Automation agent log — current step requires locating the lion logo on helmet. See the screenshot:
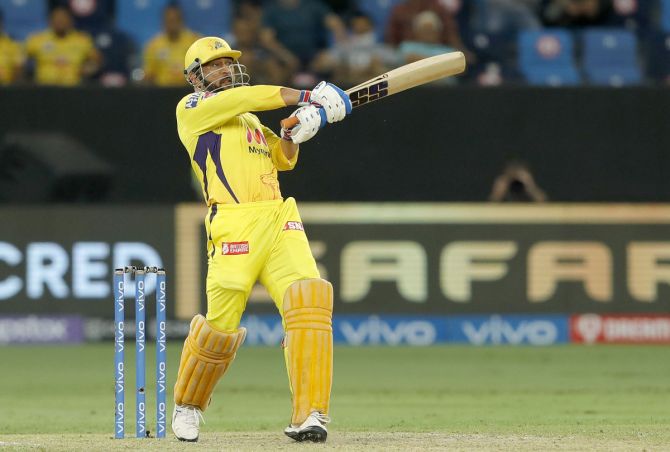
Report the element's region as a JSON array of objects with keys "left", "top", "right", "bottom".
[{"left": 209, "top": 40, "right": 224, "bottom": 50}]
